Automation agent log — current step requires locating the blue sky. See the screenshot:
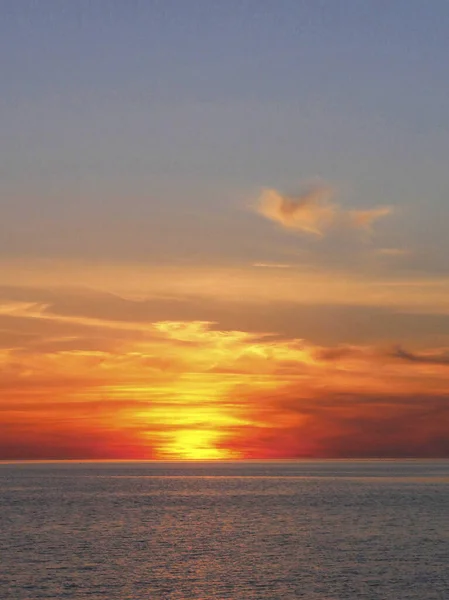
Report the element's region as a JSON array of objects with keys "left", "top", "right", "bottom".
[{"left": 1, "top": 1, "right": 449, "bottom": 271}]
